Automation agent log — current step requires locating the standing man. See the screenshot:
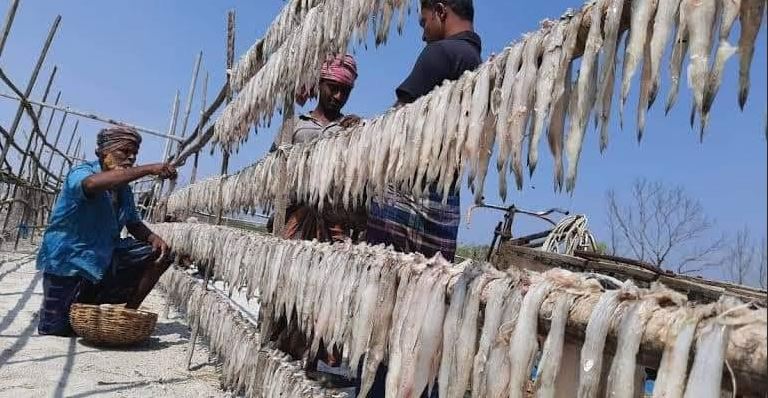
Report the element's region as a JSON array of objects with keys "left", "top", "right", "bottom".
[
  {"left": 366, "top": 0, "right": 481, "bottom": 263},
  {"left": 37, "top": 126, "right": 177, "bottom": 337},
  {"left": 270, "top": 54, "right": 364, "bottom": 243}
]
